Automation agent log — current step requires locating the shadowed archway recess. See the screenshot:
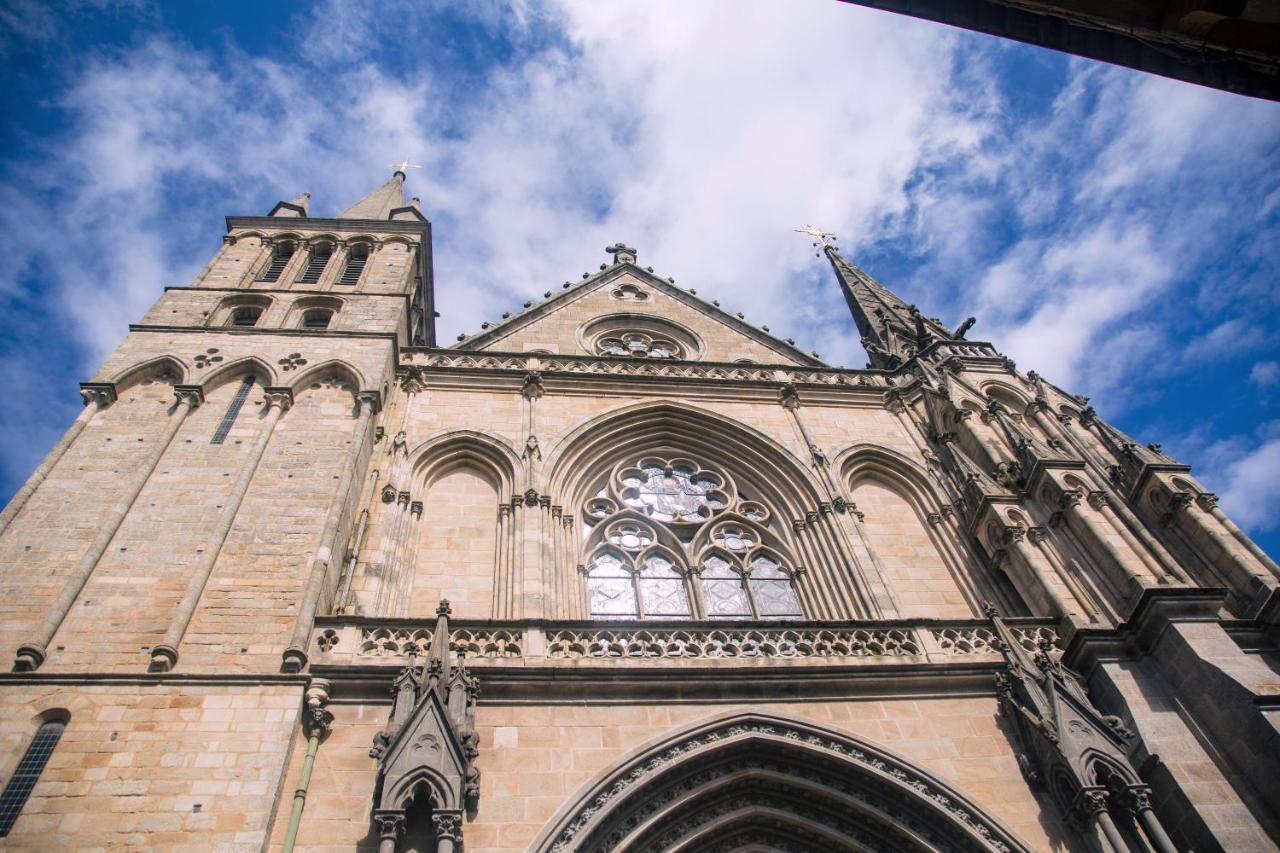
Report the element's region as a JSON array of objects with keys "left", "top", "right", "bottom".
[{"left": 532, "top": 711, "right": 1032, "bottom": 853}]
